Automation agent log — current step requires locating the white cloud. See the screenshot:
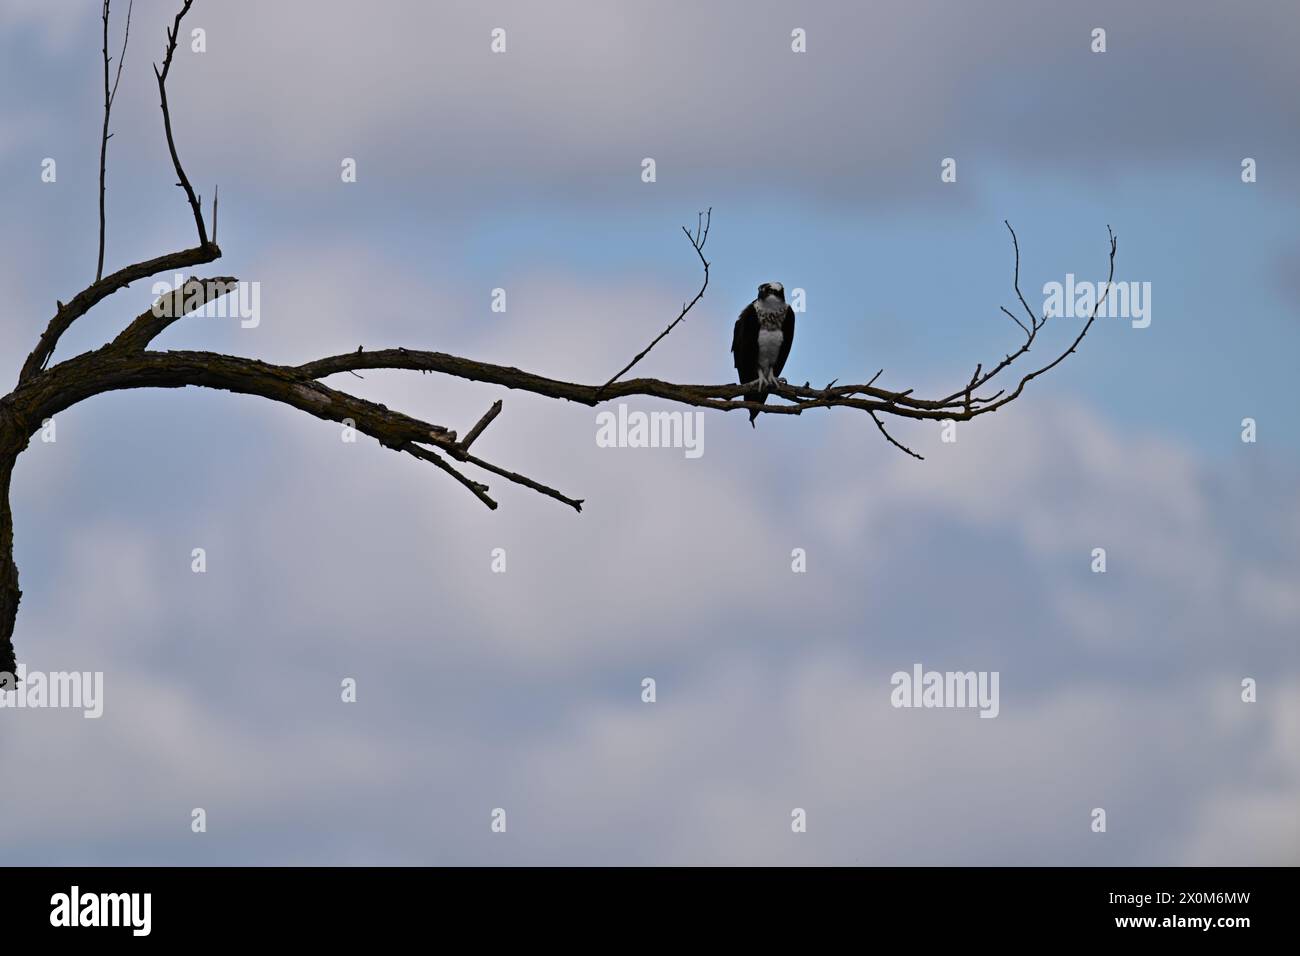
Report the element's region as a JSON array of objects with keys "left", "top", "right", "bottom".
[{"left": 4, "top": 261, "right": 1296, "bottom": 862}]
